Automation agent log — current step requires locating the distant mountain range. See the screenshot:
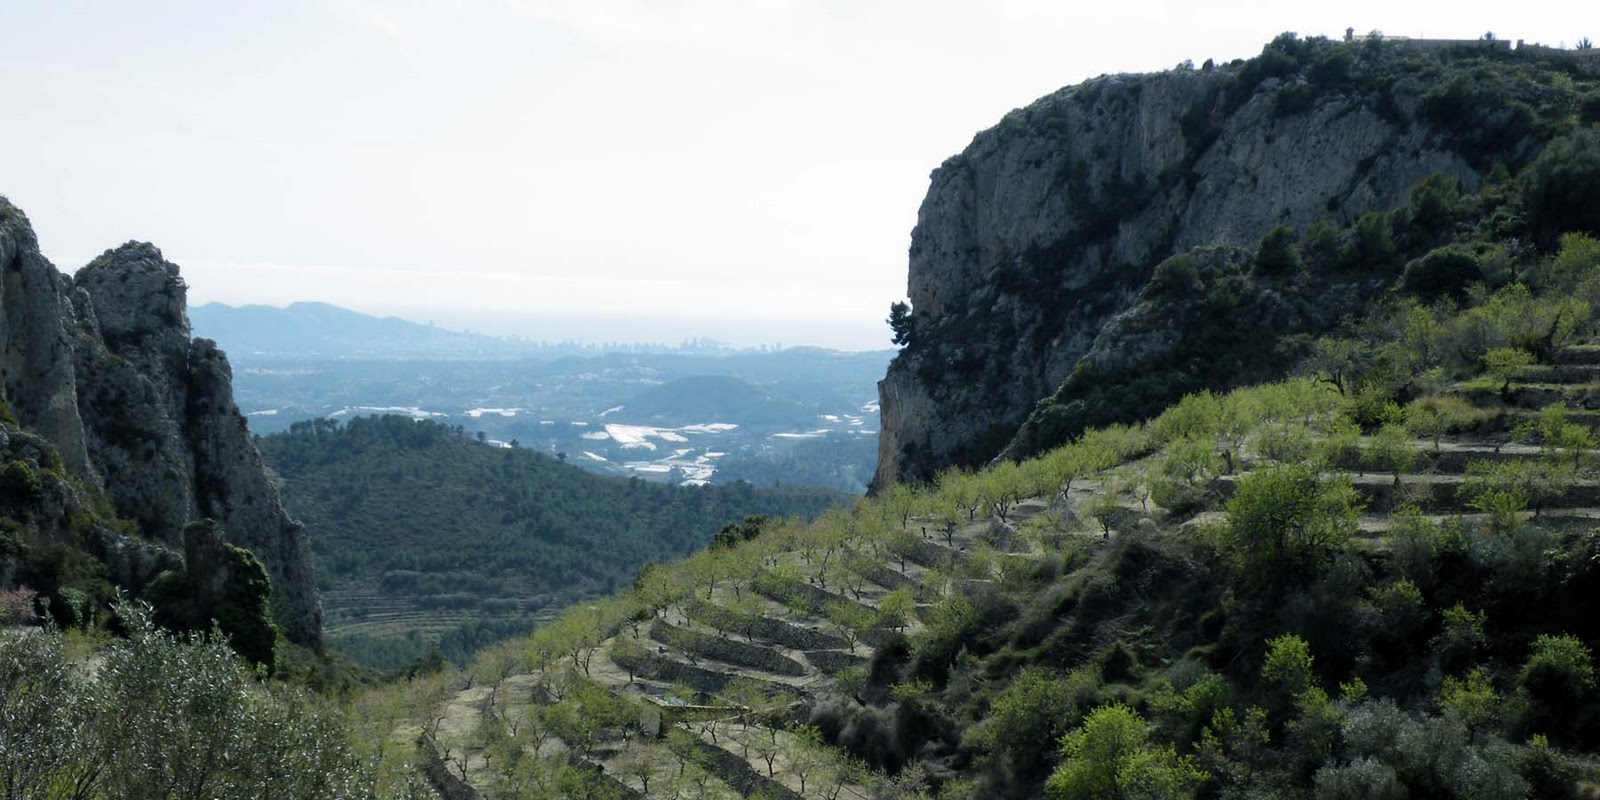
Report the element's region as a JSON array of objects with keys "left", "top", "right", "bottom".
[
  {"left": 190, "top": 302, "right": 536, "bottom": 360},
  {"left": 190, "top": 302, "right": 818, "bottom": 360}
]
